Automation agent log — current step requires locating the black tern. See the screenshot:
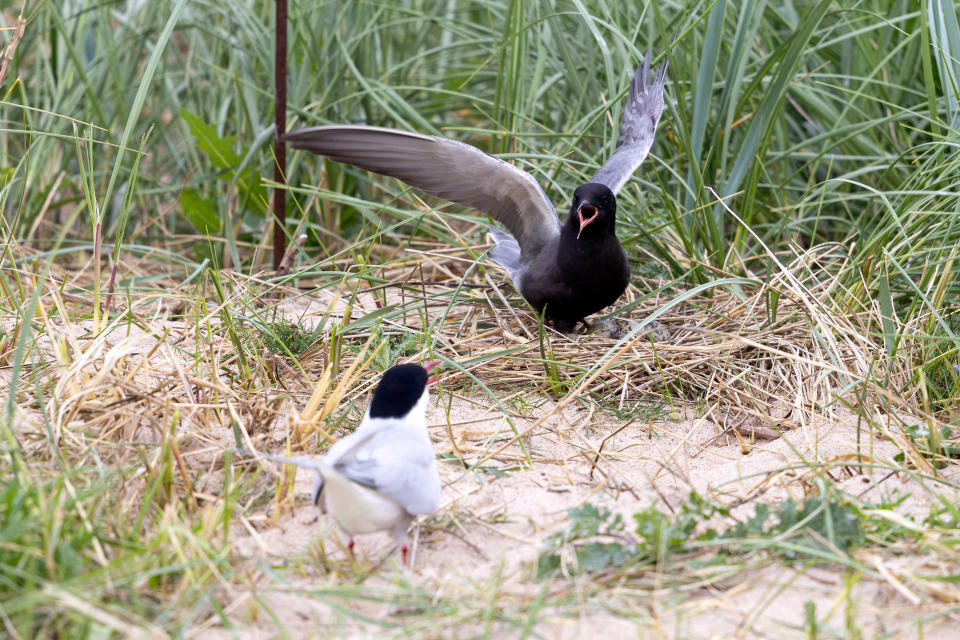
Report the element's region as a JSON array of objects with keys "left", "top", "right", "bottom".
[{"left": 287, "top": 52, "right": 668, "bottom": 332}]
